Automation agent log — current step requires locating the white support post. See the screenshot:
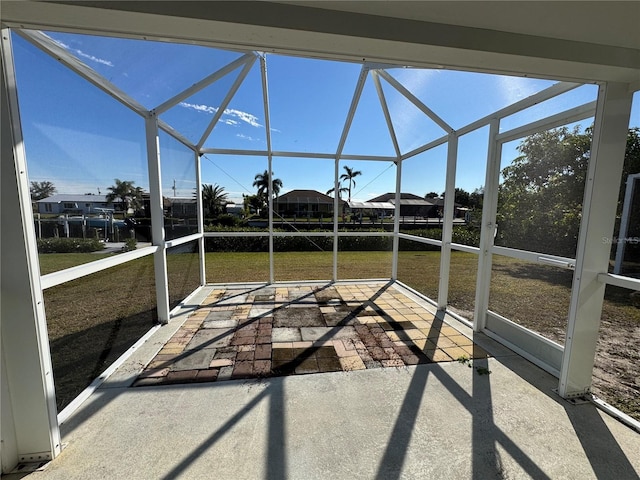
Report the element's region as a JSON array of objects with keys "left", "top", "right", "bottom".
[
  {"left": 333, "top": 158, "right": 339, "bottom": 281},
  {"left": 145, "top": 115, "right": 171, "bottom": 323},
  {"left": 1, "top": 29, "right": 61, "bottom": 472},
  {"left": 195, "top": 151, "right": 206, "bottom": 286},
  {"left": 437, "top": 133, "right": 459, "bottom": 309},
  {"left": 613, "top": 173, "right": 640, "bottom": 274},
  {"left": 372, "top": 70, "right": 402, "bottom": 281},
  {"left": 392, "top": 159, "right": 402, "bottom": 280},
  {"left": 559, "top": 82, "right": 633, "bottom": 398},
  {"left": 259, "top": 54, "right": 275, "bottom": 284},
  {"left": 332, "top": 65, "right": 369, "bottom": 282},
  {"left": 473, "top": 119, "right": 501, "bottom": 331},
  {"left": 268, "top": 156, "right": 275, "bottom": 284}
]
